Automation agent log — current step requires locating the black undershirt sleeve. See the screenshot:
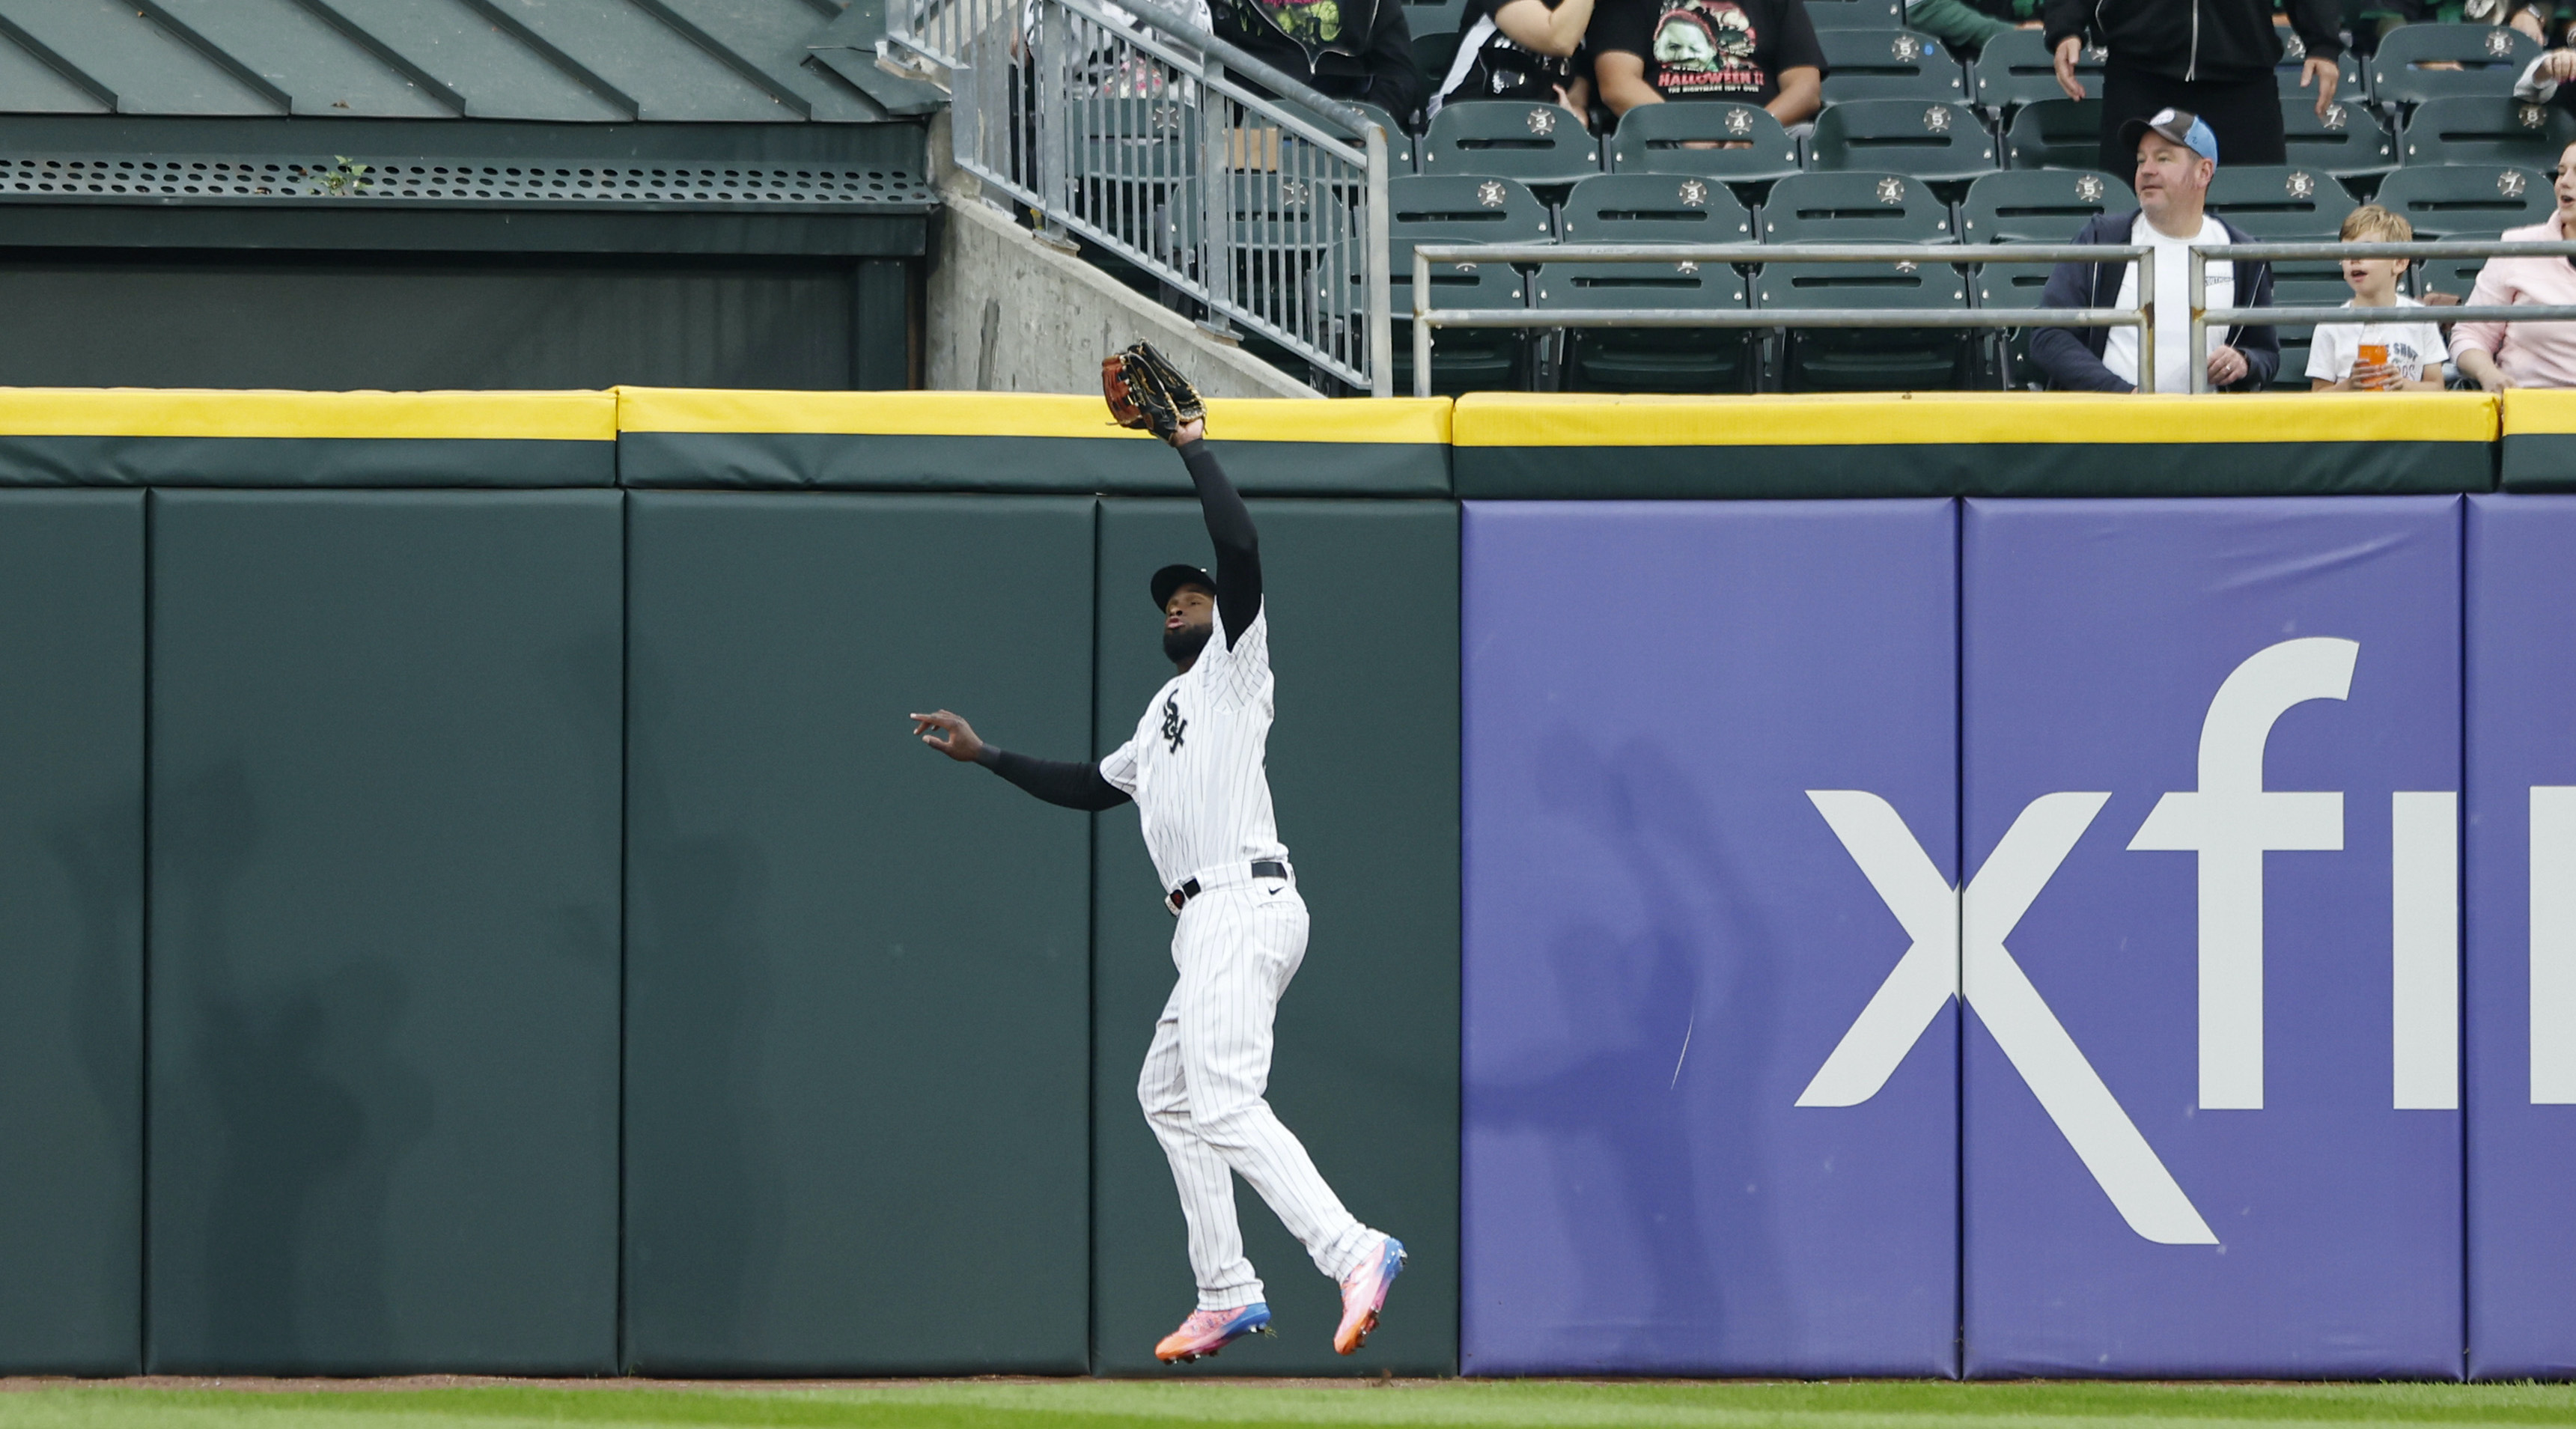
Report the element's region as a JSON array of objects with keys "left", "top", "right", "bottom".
[
  {"left": 1178, "top": 437, "right": 1261, "bottom": 648},
  {"left": 975, "top": 745, "right": 1131, "bottom": 811}
]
